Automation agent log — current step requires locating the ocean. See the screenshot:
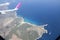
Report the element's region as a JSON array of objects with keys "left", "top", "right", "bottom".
[
  {"left": 17, "top": 0, "right": 60, "bottom": 40},
  {"left": 0, "top": 0, "right": 60, "bottom": 40}
]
